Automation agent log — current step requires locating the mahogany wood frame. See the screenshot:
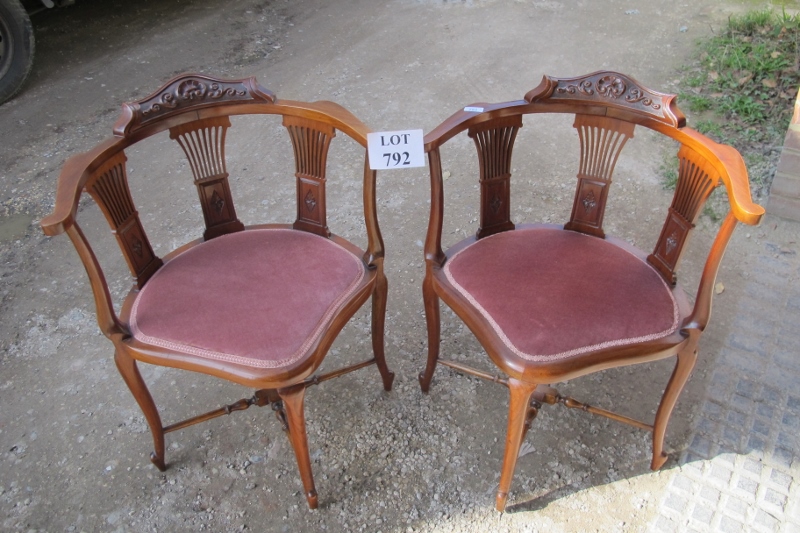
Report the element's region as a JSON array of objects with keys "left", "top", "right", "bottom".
[
  {"left": 41, "top": 73, "right": 395, "bottom": 510},
  {"left": 418, "top": 71, "right": 764, "bottom": 511}
]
